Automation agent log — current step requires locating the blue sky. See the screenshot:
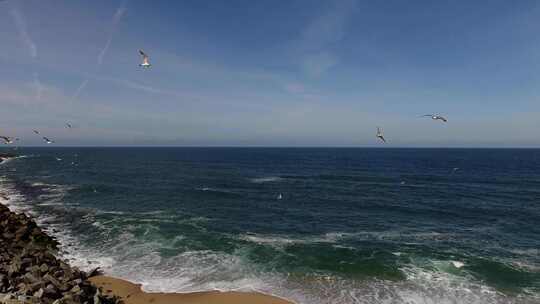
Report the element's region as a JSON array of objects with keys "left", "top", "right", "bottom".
[{"left": 1, "top": 0, "right": 539, "bottom": 147}]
